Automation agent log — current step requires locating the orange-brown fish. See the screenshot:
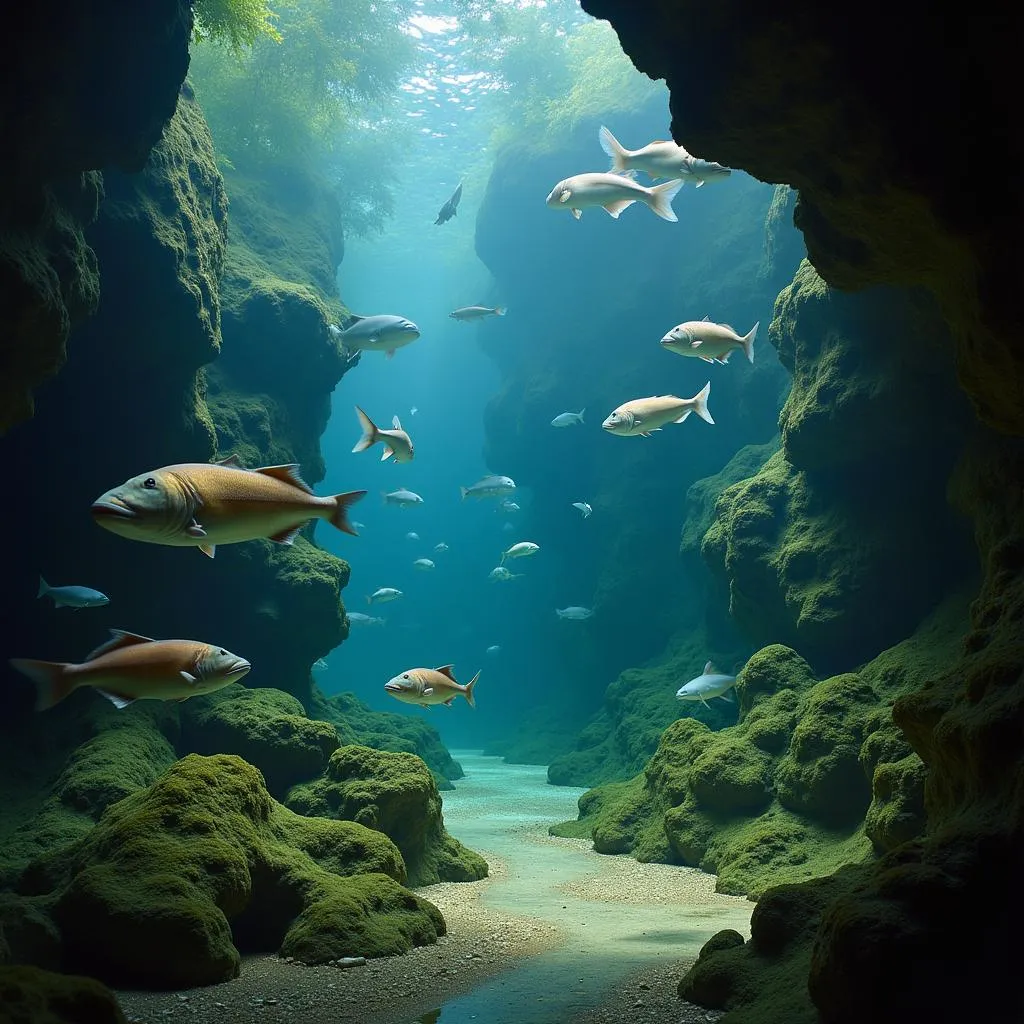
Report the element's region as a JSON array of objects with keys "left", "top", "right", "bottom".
[
  {"left": 10, "top": 630, "right": 251, "bottom": 712},
  {"left": 90, "top": 455, "right": 366, "bottom": 558},
  {"left": 384, "top": 665, "right": 479, "bottom": 709}
]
